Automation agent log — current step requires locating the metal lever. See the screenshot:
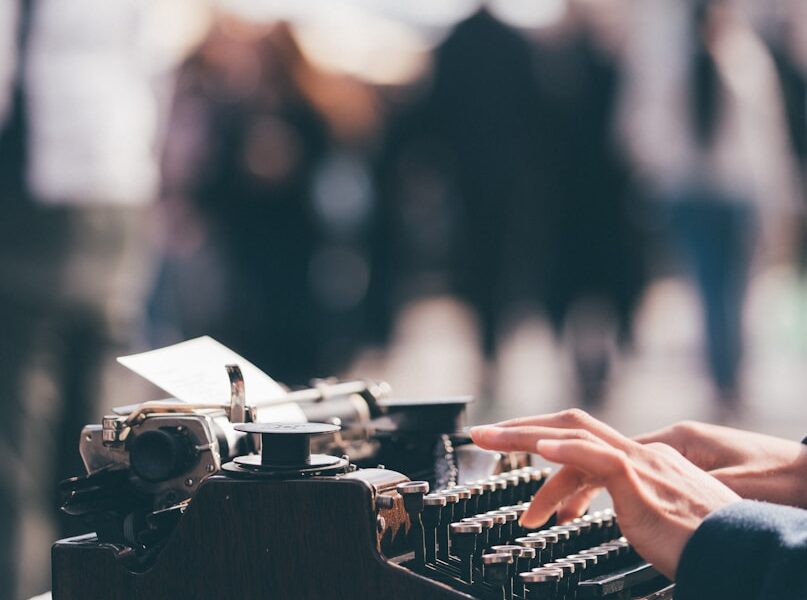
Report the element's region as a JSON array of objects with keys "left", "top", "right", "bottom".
[{"left": 226, "top": 364, "right": 246, "bottom": 423}]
